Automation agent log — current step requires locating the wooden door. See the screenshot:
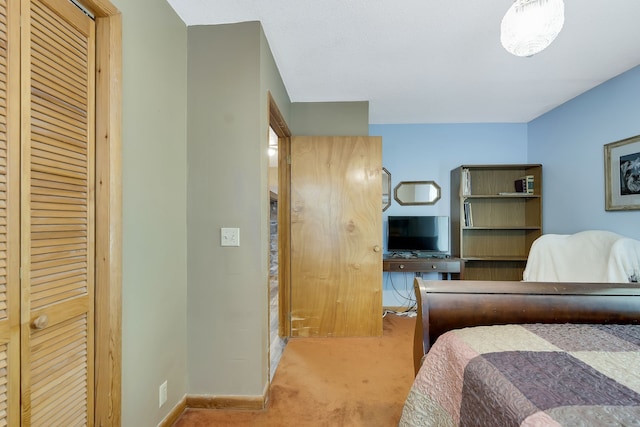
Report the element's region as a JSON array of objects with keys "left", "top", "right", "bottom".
[
  {"left": 21, "top": 0, "right": 95, "bottom": 424},
  {"left": 290, "top": 136, "right": 382, "bottom": 337}
]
